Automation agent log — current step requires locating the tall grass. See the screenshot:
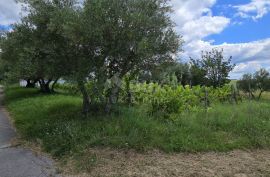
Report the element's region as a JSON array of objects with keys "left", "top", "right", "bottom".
[{"left": 5, "top": 87, "right": 270, "bottom": 157}]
